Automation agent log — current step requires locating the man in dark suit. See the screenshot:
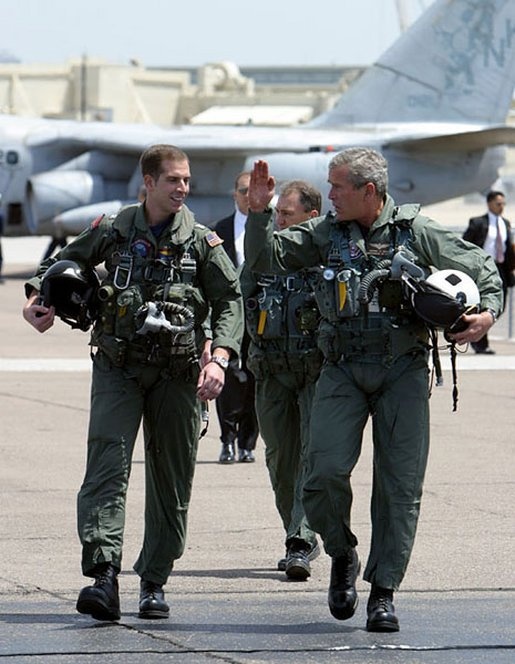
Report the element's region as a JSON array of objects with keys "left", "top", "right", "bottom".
[
  {"left": 210, "top": 171, "right": 259, "bottom": 463},
  {"left": 463, "top": 190, "right": 515, "bottom": 353}
]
